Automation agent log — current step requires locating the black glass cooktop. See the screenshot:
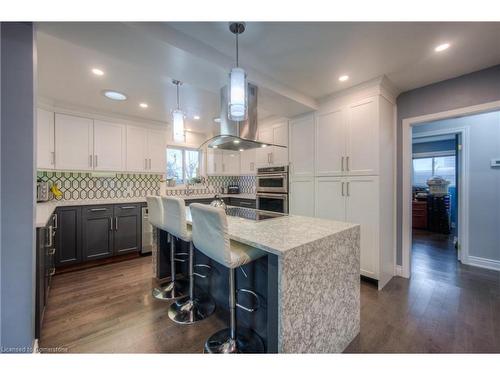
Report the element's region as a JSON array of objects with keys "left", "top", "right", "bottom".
[{"left": 226, "top": 206, "right": 285, "bottom": 221}]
